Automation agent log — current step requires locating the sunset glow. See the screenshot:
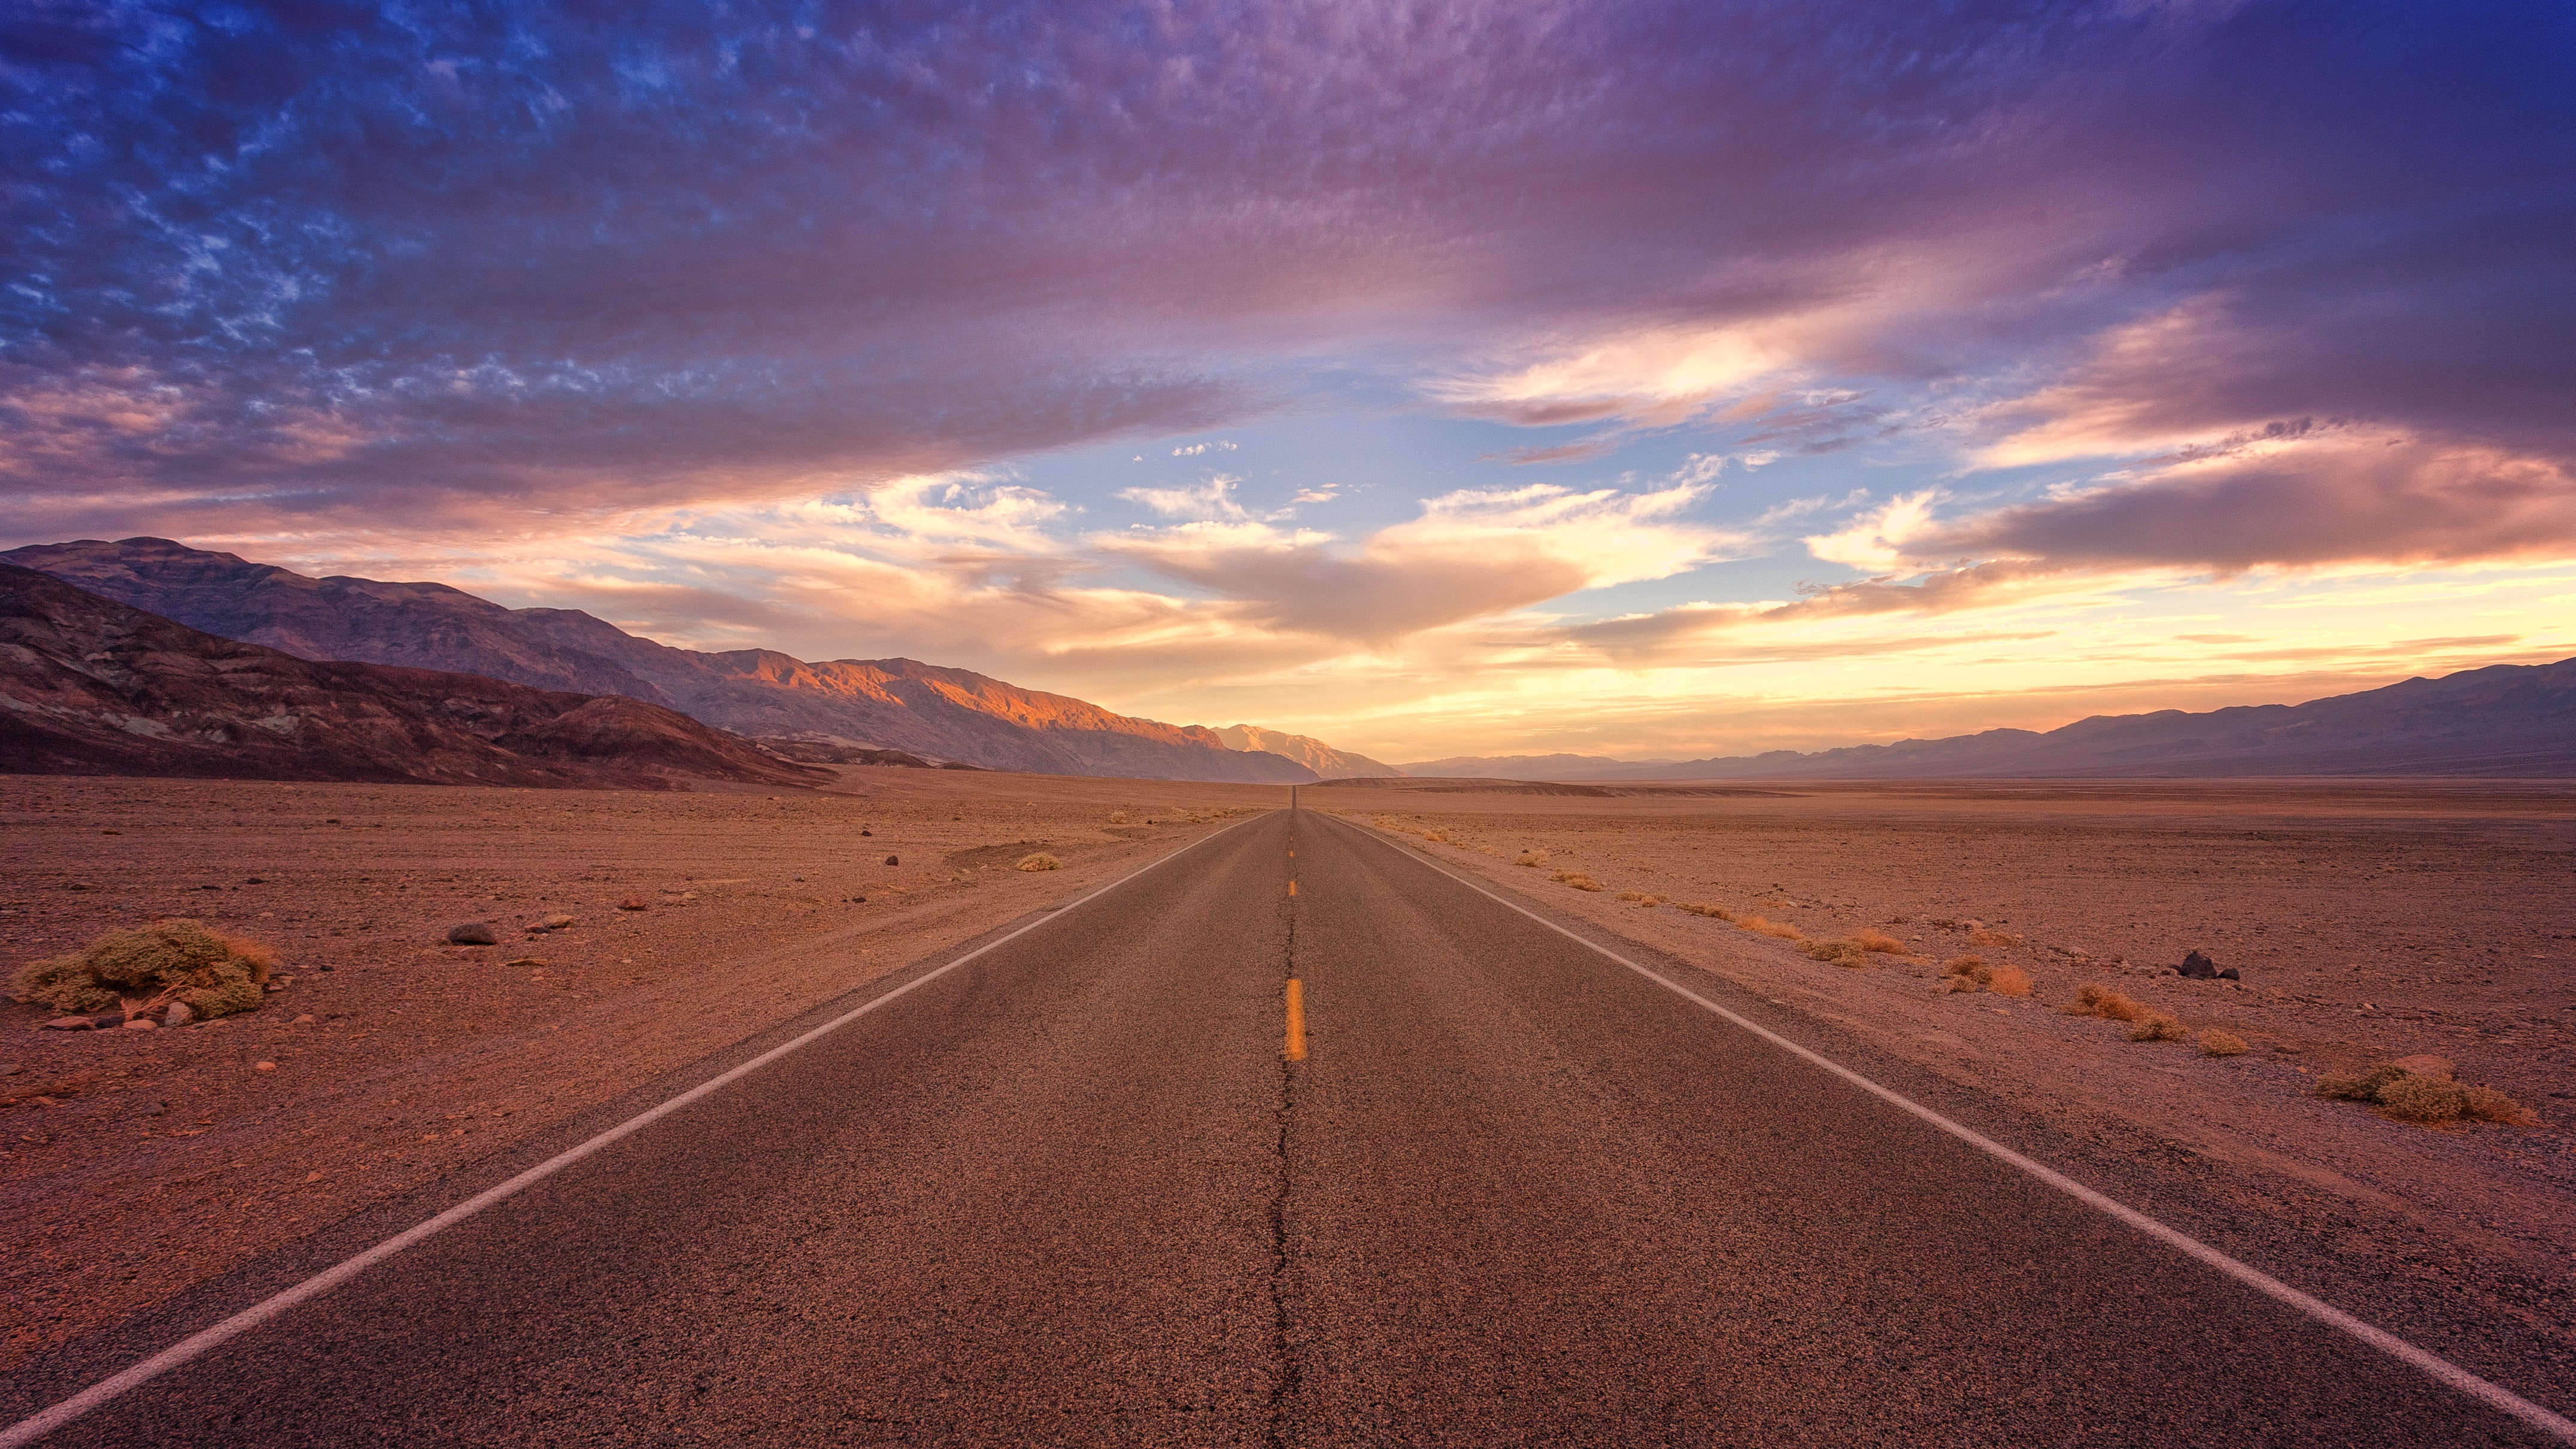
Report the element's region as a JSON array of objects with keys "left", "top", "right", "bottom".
[{"left": 7, "top": 2, "right": 2569, "bottom": 761}]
